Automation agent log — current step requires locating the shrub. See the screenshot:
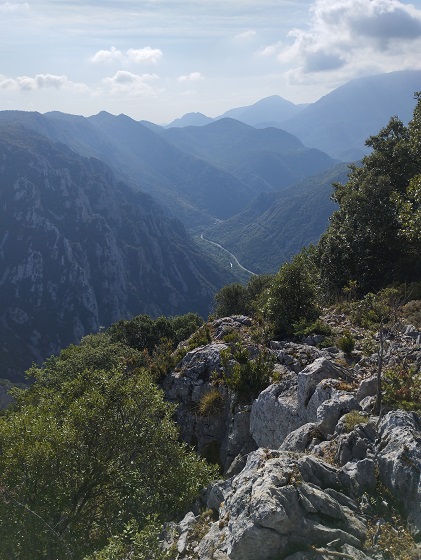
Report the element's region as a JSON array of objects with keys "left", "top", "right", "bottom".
[
  {"left": 174, "top": 324, "right": 212, "bottom": 363},
  {"left": 401, "top": 299, "right": 421, "bottom": 328},
  {"left": 213, "top": 275, "right": 273, "bottom": 319},
  {"left": 222, "top": 330, "right": 241, "bottom": 344},
  {"left": 108, "top": 313, "right": 204, "bottom": 355},
  {"left": 349, "top": 288, "right": 402, "bottom": 328},
  {"left": 85, "top": 518, "right": 175, "bottom": 560},
  {"left": 342, "top": 410, "right": 368, "bottom": 432},
  {"left": 337, "top": 330, "right": 355, "bottom": 354},
  {"left": 217, "top": 345, "right": 274, "bottom": 399},
  {"left": 214, "top": 283, "right": 247, "bottom": 318},
  {"left": 263, "top": 249, "right": 319, "bottom": 337},
  {"left": 197, "top": 389, "right": 224, "bottom": 416},
  {"left": 383, "top": 364, "right": 421, "bottom": 411},
  {"left": 0, "top": 349, "right": 216, "bottom": 559},
  {"left": 293, "top": 318, "right": 333, "bottom": 337}
]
